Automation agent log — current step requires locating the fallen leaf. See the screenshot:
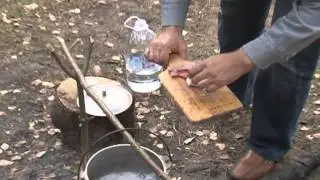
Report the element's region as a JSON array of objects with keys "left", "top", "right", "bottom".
[
  {"left": 111, "top": 55, "right": 121, "bottom": 61},
  {"left": 36, "top": 151, "right": 47, "bottom": 158},
  {"left": 12, "top": 89, "right": 21, "bottom": 93},
  {"left": 313, "top": 110, "right": 320, "bottom": 115},
  {"left": 33, "top": 134, "right": 40, "bottom": 139},
  {"left": 182, "top": 30, "right": 188, "bottom": 36},
  {"left": 201, "top": 139, "right": 209, "bottom": 145},
  {"left": 39, "top": 89, "right": 46, "bottom": 94},
  {"left": 28, "top": 122, "right": 35, "bottom": 130},
  {"left": 187, "top": 43, "right": 194, "bottom": 48},
  {"left": 235, "top": 133, "right": 243, "bottom": 139},
  {"left": 75, "top": 54, "right": 85, "bottom": 59},
  {"left": 215, "top": 143, "right": 226, "bottom": 150},
  {"left": 48, "top": 13, "right": 56, "bottom": 21},
  {"left": 47, "top": 95, "right": 55, "bottom": 101},
  {"left": 137, "top": 107, "right": 150, "bottom": 114},
  {"left": 52, "top": 30, "right": 61, "bottom": 35},
  {"left": 160, "top": 110, "right": 170, "bottom": 115},
  {"left": 195, "top": 130, "right": 204, "bottom": 137},
  {"left": 7, "top": 151, "right": 13, "bottom": 156},
  {"left": 0, "top": 89, "right": 11, "bottom": 95},
  {"left": 313, "top": 99, "right": 320, "bottom": 105},
  {"left": 0, "top": 111, "right": 7, "bottom": 116},
  {"left": 300, "top": 126, "right": 310, "bottom": 131},
  {"left": 115, "top": 67, "right": 123, "bottom": 74},
  {"left": 156, "top": 144, "right": 164, "bottom": 149},
  {"left": 149, "top": 134, "right": 157, "bottom": 138},
  {"left": 314, "top": 73, "right": 320, "bottom": 79},
  {"left": 166, "top": 131, "right": 174, "bottom": 137},
  {"left": 8, "top": 106, "right": 17, "bottom": 111},
  {"left": 24, "top": 3, "right": 39, "bottom": 10},
  {"left": 41, "top": 81, "right": 55, "bottom": 88},
  {"left": 151, "top": 90, "right": 161, "bottom": 96},
  {"left": 84, "top": 21, "right": 94, "bottom": 26},
  {"left": 69, "top": 8, "right": 81, "bottom": 14},
  {"left": 11, "top": 156, "right": 22, "bottom": 161},
  {"left": 54, "top": 139, "right": 63, "bottom": 150},
  {"left": 136, "top": 115, "right": 144, "bottom": 119},
  {"left": 0, "top": 149, "right": 2, "bottom": 154},
  {"left": 141, "top": 101, "right": 149, "bottom": 106},
  {"left": 11, "top": 55, "right": 17, "bottom": 60},
  {"left": 219, "top": 155, "right": 229, "bottom": 160},
  {"left": 31, "top": 79, "right": 42, "bottom": 86},
  {"left": 105, "top": 41, "right": 114, "bottom": 47},
  {"left": 1, "top": 143, "right": 9, "bottom": 151},
  {"left": 68, "top": 22, "right": 75, "bottom": 26},
  {"left": 1, "top": 13, "right": 12, "bottom": 24},
  {"left": 48, "top": 128, "right": 60, "bottom": 135},
  {"left": 160, "top": 130, "right": 167, "bottom": 135},
  {"left": 15, "top": 140, "right": 27, "bottom": 147},
  {"left": 71, "top": 29, "right": 79, "bottom": 34},
  {"left": 209, "top": 131, "right": 218, "bottom": 141},
  {"left": 313, "top": 133, "right": 320, "bottom": 139},
  {"left": 13, "top": 22, "right": 20, "bottom": 27},
  {"left": 159, "top": 115, "right": 166, "bottom": 120},
  {"left": 183, "top": 137, "right": 196, "bottom": 145},
  {"left": 214, "top": 48, "right": 220, "bottom": 54},
  {"left": 306, "top": 135, "right": 314, "bottom": 140},
  {"left": 22, "top": 36, "right": 31, "bottom": 45},
  {"left": 38, "top": 25, "right": 46, "bottom": 30},
  {"left": 98, "top": 0, "right": 106, "bottom": 4},
  {"left": 0, "top": 159, "right": 14, "bottom": 166}
]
